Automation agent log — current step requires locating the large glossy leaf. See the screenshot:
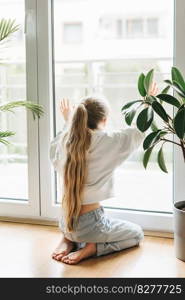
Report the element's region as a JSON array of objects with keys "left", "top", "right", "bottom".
[
  {"left": 143, "top": 130, "right": 161, "bottom": 150},
  {"left": 156, "top": 94, "right": 180, "bottom": 108},
  {"left": 136, "top": 107, "right": 154, "bottom": 132},
  {"left": 121, "top": 100, "right": 142, "bottom": 112},
  {"left": 164, "top": 79, "right": 185, "bottom": 98},
  {"left": 143, "top": 146, "right": 154, "bottom": 169},
  {"left": 125, "top": 108, "right": 137, "bottom": 125},
  {"left": 173, "top": 106, "right": 185, "bottom": 139},
  {"left": 172, "top": 67, "right": 185, "bottom": 91},
  {"left": 157, "top": 146, "right": 168, "bottom": 173},
  {"left": 144, "top": 69, "right": 154, "bottom": 94},
  {"left": 151, "top": 100, "right": 169, "bottom": 122},
  {"left": 138, "top": 73, "right": 146, "bottom": 97},
  {"left": 173, "top": 80, "right": 185, "bottom": 96}
]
